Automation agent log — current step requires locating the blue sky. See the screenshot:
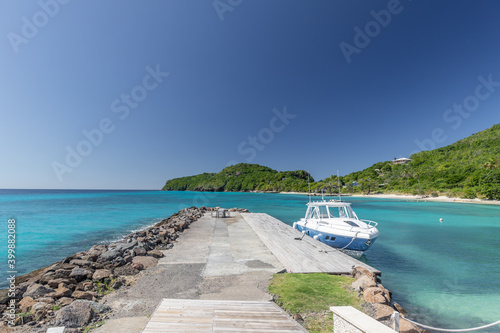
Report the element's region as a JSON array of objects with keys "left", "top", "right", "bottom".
[{"left": 1, "top": 0, "right": 500, "bottom": 189}]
